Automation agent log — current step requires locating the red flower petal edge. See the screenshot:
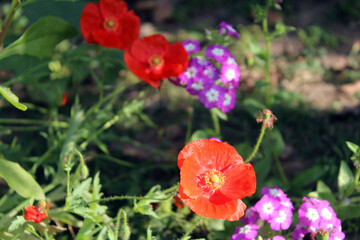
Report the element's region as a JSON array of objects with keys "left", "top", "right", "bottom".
[
  {"left": 124, "top": 34, "right": 188, "bottom": 87},
  {"left": 178, "top": 139, "right": 256, "bottom": 221}
]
